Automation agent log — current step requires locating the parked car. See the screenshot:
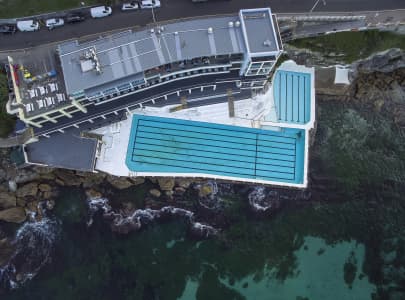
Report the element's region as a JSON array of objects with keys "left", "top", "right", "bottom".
[
  {"left": 90, "top": 6, "right": 112, "bottom": 18},
  {"left": 16, "top": 20, "right": 40, "bottom": 32},
  {"left": 140, "top": 0, "right": 161, "bottom": 9},
  {"left": 0, "top": 24, "right": 17, "bottom": 34},
  {"left": 45, "top": 18, "right": 65, "bottom": 30},
  {"left": 122, "top": 2, "right": 139, "bottom": 11},
  {"left": 66, "top": 13, "right": 86, "bottom": 23}
]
